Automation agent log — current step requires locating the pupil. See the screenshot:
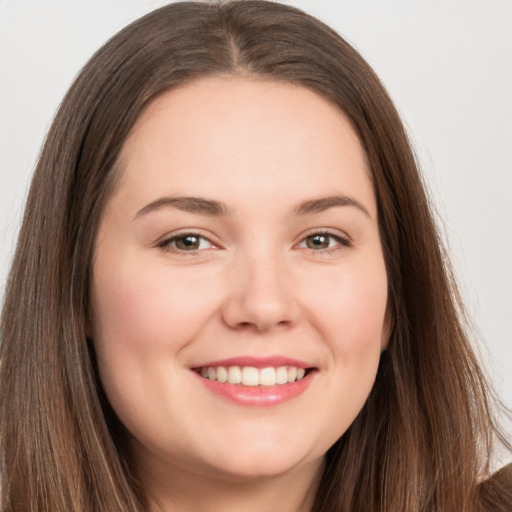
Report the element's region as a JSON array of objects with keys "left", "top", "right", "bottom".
[
  {"left": 177, "top": 236, "right": 199, "bottom": 250},
  {"left": 308, "top": 234, "right": 328, "bottom": 249}
]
